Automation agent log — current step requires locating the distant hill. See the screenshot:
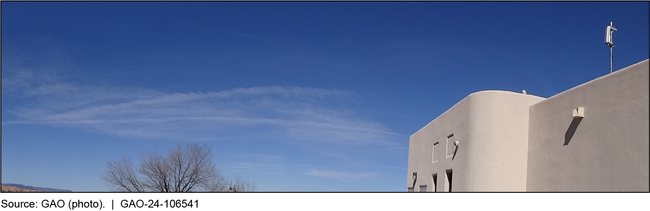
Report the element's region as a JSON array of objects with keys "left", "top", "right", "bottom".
[
  {"left": 2, "top": 185, "right": 44, "bottom": 192},
  {"left": 2, "top": 183, "right": 72, "bottom": 192}
]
